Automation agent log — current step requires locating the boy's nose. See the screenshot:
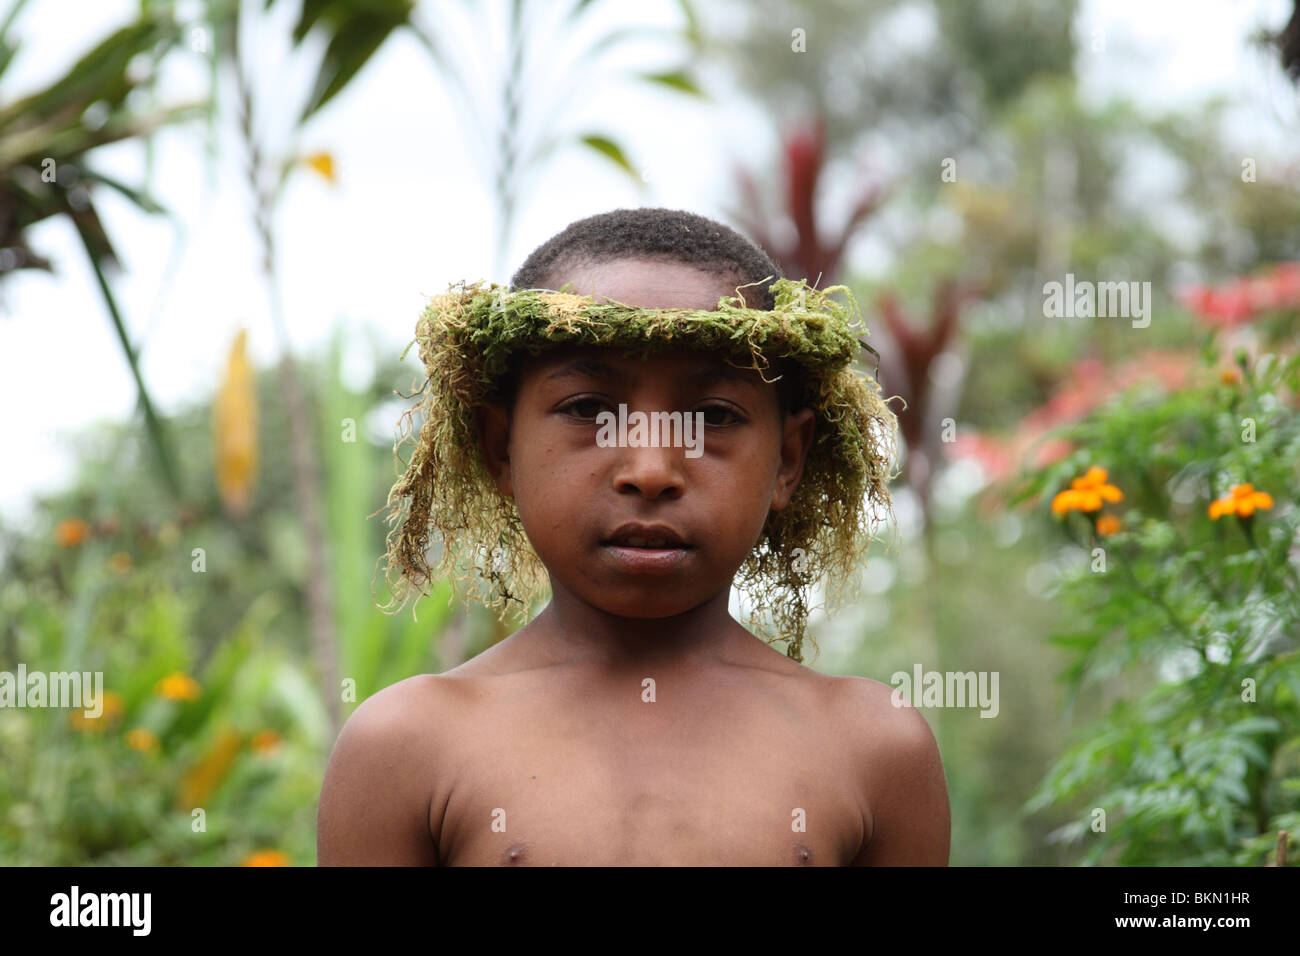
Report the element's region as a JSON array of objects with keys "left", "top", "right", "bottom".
[{"left": 611, "top": 444, "right": 686, "bottom": 500}]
